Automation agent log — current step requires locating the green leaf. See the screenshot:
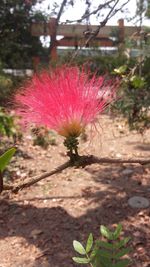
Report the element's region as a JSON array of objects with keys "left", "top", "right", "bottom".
[
  {"left": 99, "top": 257, "right": 112, "bottom": 267},
  {"left": 96, "top": 240, "right": 114, "bottom": 250},
  {"left": 90, "top": 247, "right": 98, "bottom": 260},
  {"left": 113, "top": 248, "right": 131, "bottom": 259},
  {"left": 130, "top": 75, "right": 146, "bottom": 89},
  {"left": 73, "top": 240, "right": 86, "bottom": 255},
  {"left": 114, "top": 237, "right": 131, "bottom": 249},
  {"left": 100, "top": 225, "right": 114, "bottom": 240},
  {"left": 92, "top": 250, "right": 112, "bottom": 267},
  {"left": 113, "top": 224, "right": 122, "bottom": 239},
  {"left": 0, "top": 147, "right": 16, "bottom": 172},
  {"left": 114, "top": 65, "right": 127, "bottom": 75},
  {"left": 72, "top": 257, "right": 90, "bottom": 264},
  {"left": 112, "top": 259, "right": 131, "bottom": 267},
  {"left": 98, "top": 249, "right": 112, "bottom": 258},
  {"left": 86, "top": 233, "right": 93, "bottom": 253}
]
